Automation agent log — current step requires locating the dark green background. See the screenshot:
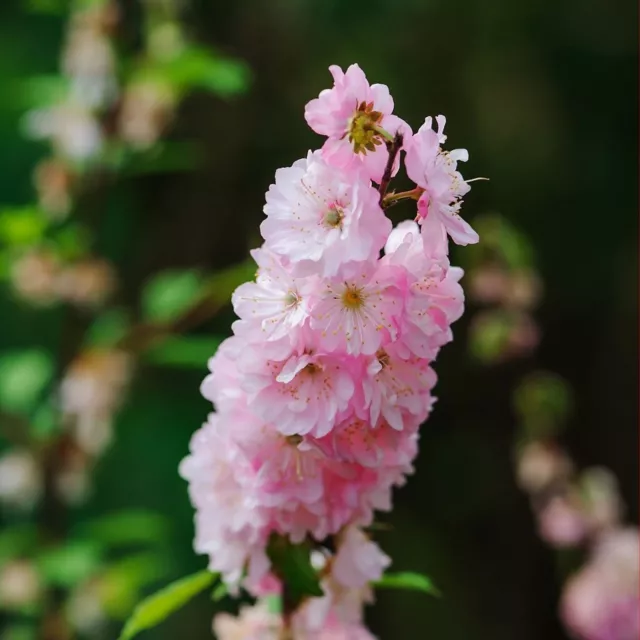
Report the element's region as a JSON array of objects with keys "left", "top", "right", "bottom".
[{"left": 0, "top": 0, "right": 637, "bottom": 638}]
